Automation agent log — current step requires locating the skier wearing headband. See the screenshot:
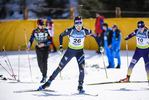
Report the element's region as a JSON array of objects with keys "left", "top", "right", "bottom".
[
  {"left": 38, "top": 16, "right": 103, "bottom": 93},
  {"left": 120, "top": 21, "right": 149, "bottom": 85}
]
